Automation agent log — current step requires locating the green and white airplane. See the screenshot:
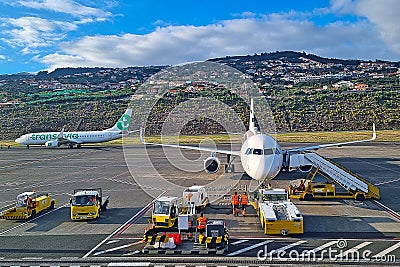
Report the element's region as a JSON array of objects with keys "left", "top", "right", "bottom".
[{"left": 15, "top": 108, "right": 132, "bottom": 148}]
